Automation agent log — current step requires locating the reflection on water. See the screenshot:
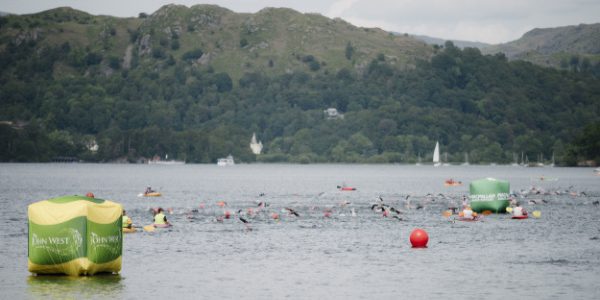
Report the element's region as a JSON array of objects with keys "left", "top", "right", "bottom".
[{"left": 27, "top": 274, "right": 123, "bottom": 299}]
